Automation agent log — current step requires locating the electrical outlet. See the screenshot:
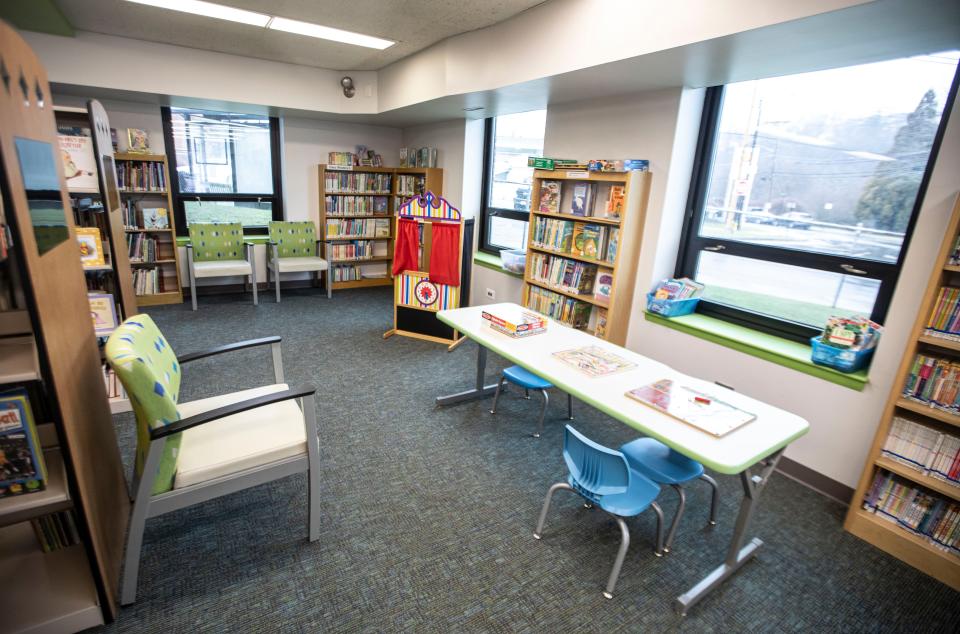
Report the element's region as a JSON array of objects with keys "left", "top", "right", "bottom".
[{"left": 486, "top": 288, "right": 496, "bottom": 299}]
